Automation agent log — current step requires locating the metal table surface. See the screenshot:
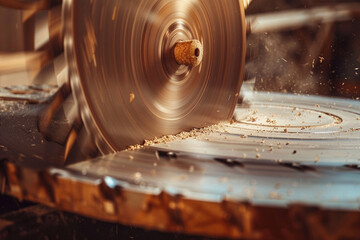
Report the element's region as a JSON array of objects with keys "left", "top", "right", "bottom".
[{"left": 1, "top": 87, "right": 360, "bottom": 239}]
